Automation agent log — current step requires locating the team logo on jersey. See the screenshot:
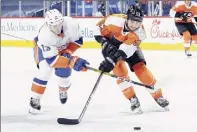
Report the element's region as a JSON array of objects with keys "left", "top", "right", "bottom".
[{"left": 183, "top": 12, "right": 193, "bottom": 18}]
